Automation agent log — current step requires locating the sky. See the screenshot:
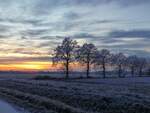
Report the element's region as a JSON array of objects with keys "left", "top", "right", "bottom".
[{"left": 0, "top": 0, "right": 150, "bottom": 71}]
